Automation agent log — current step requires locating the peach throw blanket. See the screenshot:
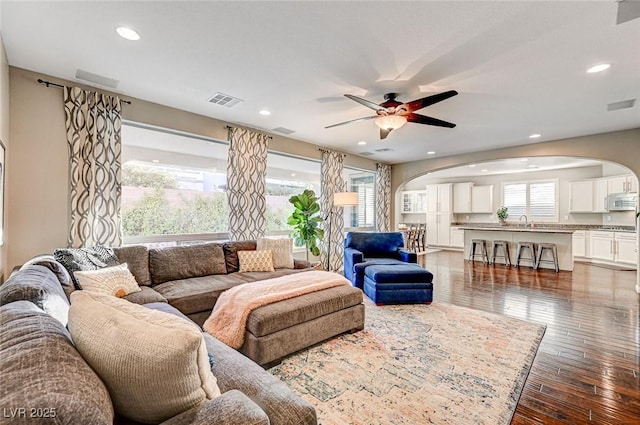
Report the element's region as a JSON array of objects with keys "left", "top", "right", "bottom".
[{"left": 203, "top": 271, "right": 351, "bottom": 349}]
